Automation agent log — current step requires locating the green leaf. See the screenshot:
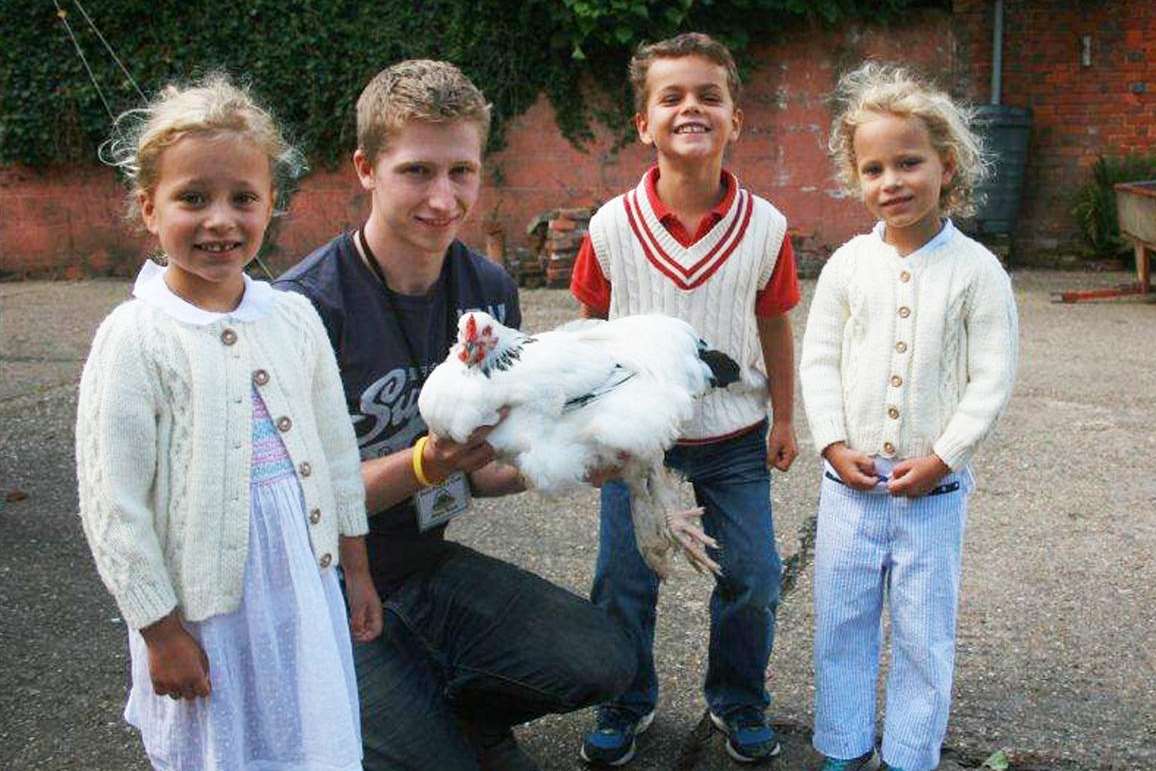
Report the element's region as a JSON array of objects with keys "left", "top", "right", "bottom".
[{"left": 982, "top": 750, "right": 1010, "bottom": 771}]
